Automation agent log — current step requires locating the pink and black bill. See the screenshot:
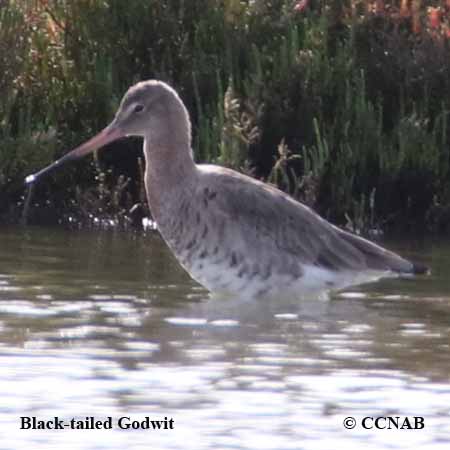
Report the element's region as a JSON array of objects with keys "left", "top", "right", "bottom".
[{"left": 25, "top": 125, "right": 122, "bottom": 184}]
